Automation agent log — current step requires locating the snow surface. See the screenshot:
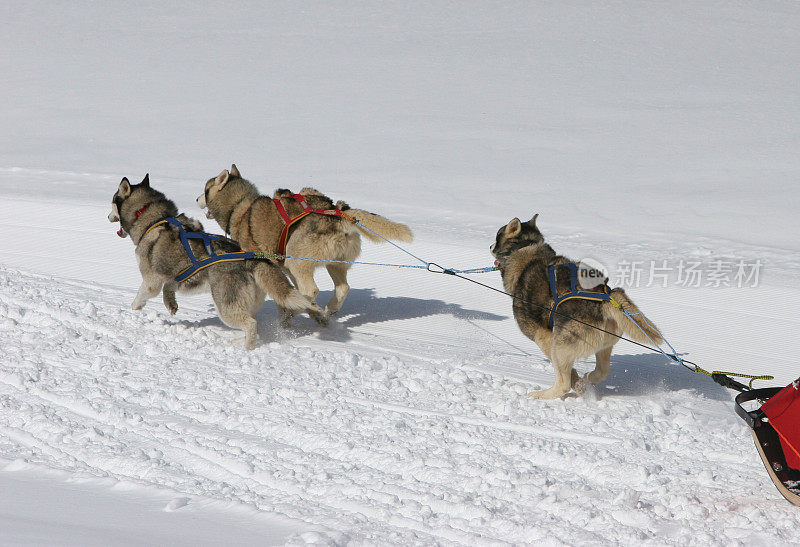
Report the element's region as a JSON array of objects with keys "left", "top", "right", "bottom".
[{"left": 2, "top": 1, "right": 800, "bottom": 545}]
